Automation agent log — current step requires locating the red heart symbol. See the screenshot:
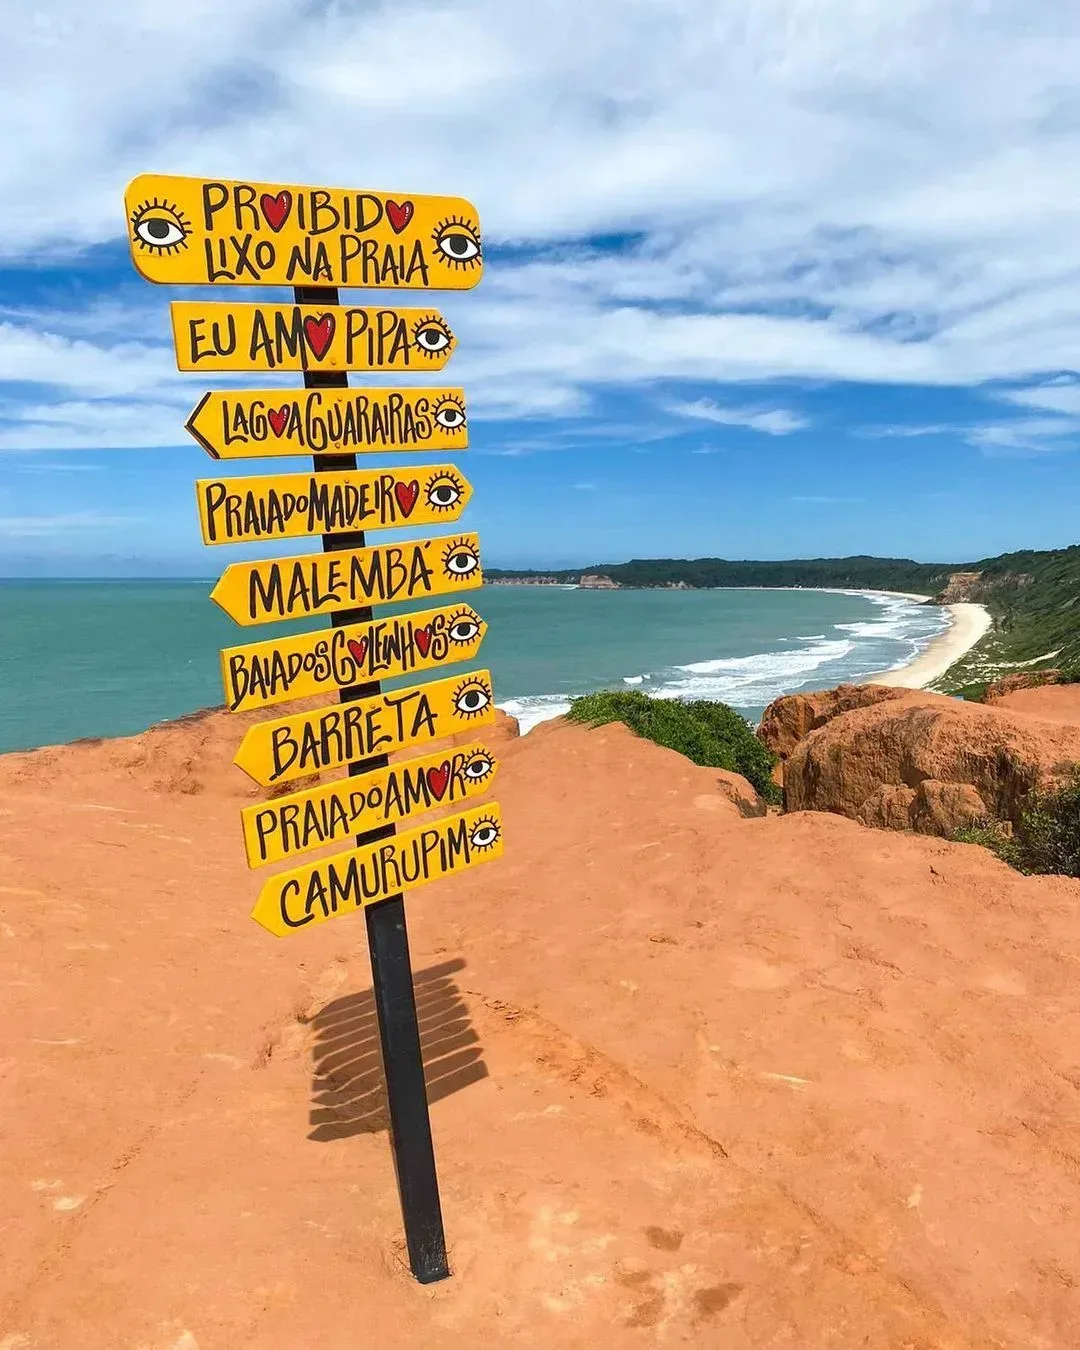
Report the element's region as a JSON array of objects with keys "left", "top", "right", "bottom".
[
  {"left": 427, "top": 762, "right": 451, "bottom": 801},
  {"left": 386, "top": 199, "right": 414, "bottom": 233},
  {"left": 303, "top": 313, "right": 335, "bottom": 360},
  {"left": 414, "top": 625, "right": 432, "bottom": 657},
  {"left": 260, "top": 191, "right": 292, "bottom": 232},
  {"left": 394, "top": 479, "right": 419, "bottom": 517},
  {"left": 267, "top": 406, "right": 289, "bottom": 437},
  {"left": 347, "top": 637, "right": 368, "bottom": 668}
]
